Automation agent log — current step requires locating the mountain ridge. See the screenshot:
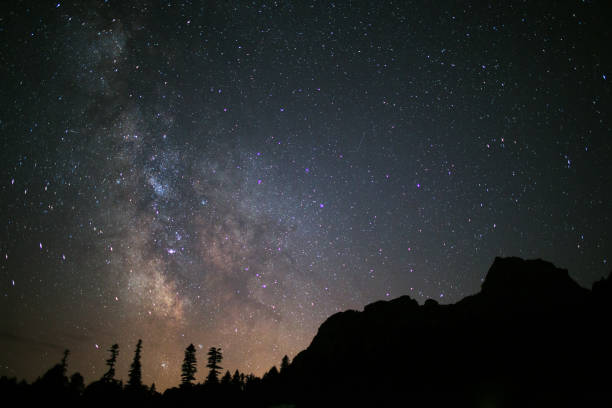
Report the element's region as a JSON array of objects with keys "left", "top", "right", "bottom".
[{"left": 286, "top": 256, "right": 611, "bottom": 407}]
